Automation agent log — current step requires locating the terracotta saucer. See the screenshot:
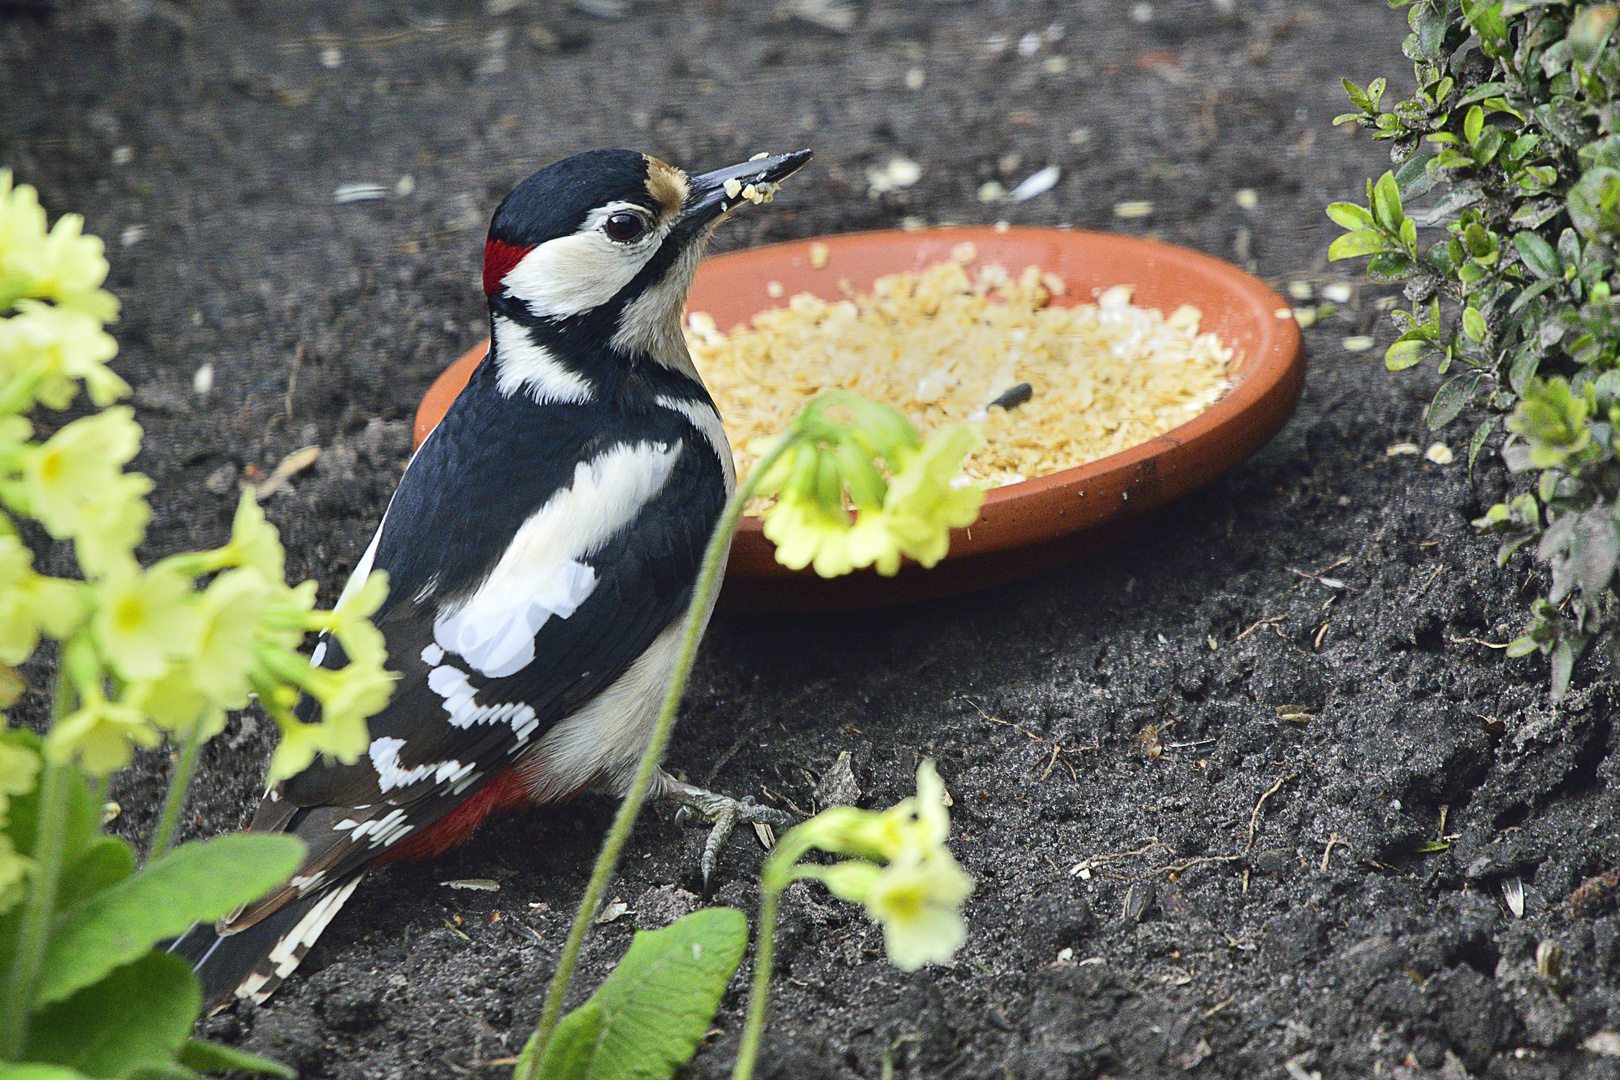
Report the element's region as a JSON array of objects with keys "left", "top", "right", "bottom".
[{"left": 414, "top": 227, "right": 1304, "bottom": 611}]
